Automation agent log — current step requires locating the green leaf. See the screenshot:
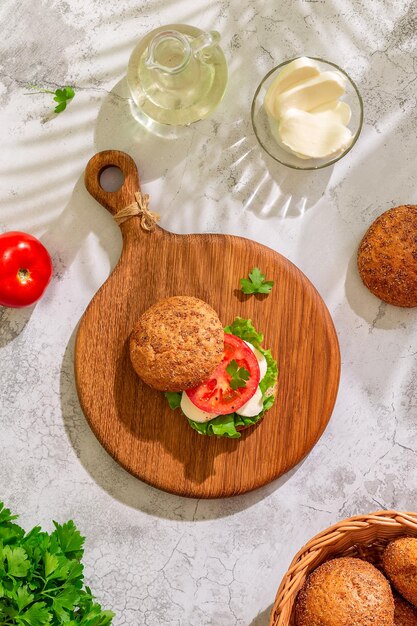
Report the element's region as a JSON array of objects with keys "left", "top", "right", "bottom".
[
  {"left": 52, "top": 521, "right": 85, "bottom": 558},
  {"left": 262, "top": 393, "right": 275, "bottom": 412},
  {"left": 76, "top": 592, "right": 115, "bottom": 625},
  {"left": 188, "top": 414, "right": 241, "bottom": 438},
  {"left": 63, "top": 86, "right": 75, "bottom": 99},
  {"left": 0, "top": 502, "right": 19, "bottom": 524},
  {"left": 257, "top": 281, "right": 274, "bottom": 294},
  {"left": 14, "top": 586, "right": 34, "bottom": 611},
  {"left": 45, "top": 555, "right": 71, "bottom": 581},
  {"left": 52, "top": 585, "right": 80, "bottom": 618},
  {"left": 210, "top": 415, "right": 241, "bottom": 437},
  {"left": 239, "top": 278, "right": 256, "bottom": 294},
  {"left": 66, "top": 558, "right": 84, "bottom": 585},
  {"left": 24, "top": 85, "right": 75, "bottom": 115},
  {"left": 226, "top": 359, "right": 250, "bottom": 390},
  {"left": 164, "top": 391, "right": 182, "bottom": 410},
  {"left": 0, "top": 521, "right": 25, "bottom": 545},
  {"left": 22, "top": 526, "right": 50, "bottom": 571},
  {"left": 19, "top": 601, "right": 52, "bottom": 625},
  {"left": 96, "top": 610, "right": 116, "bottom": 625},
  {"left": 5, "top": 545, "right": 30, "bottom": 577},
  {"left": 249, "top": 267, "right": 263, "bottom": 286},
  {"left": 240, "top": 267, "right": 274, "bottom": 295},
  {"left": 224, "top": 317, "right": 264, "bottom": 347},
  {"left": 44, "top": 551, "right": 59, "bottom": 578},
  {"left": 258, "top": 345, "right": 279, "bottom": 396},
  {"left": 0, "top": 603, "right": 19, "bottom": 620}
]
